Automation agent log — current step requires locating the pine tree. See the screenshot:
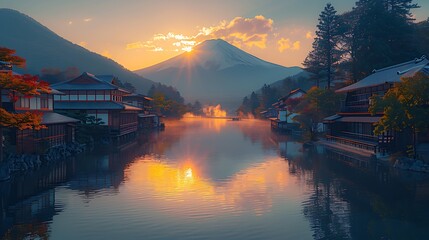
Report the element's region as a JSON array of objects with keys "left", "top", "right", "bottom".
[
  {"left": 342, "top": 0, "right": 420, "bottom": 80},
  {"left": 303, "top": 3, "right": 344, "bottom": 89}
]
